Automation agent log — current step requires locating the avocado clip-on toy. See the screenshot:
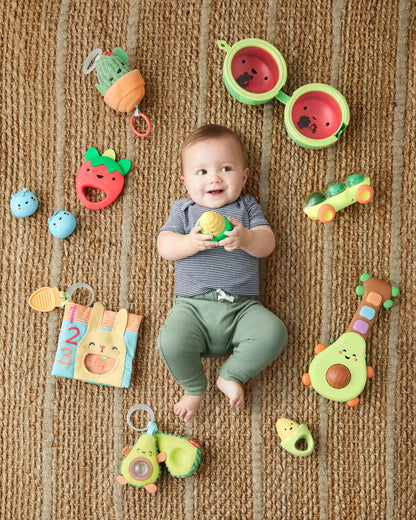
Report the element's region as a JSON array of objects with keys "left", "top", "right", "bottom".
[
  {"left": 117, "top": 404, "right": 201, "bottom": 493},
  {"left": 198, "top": 210, "right": 232, "bottom": 241},
  {"left": 83, "top": 47, "right": 151, "bottom": 137},
  {"left": 303, "top": 174, "right": 374, "bottom": 223},
  {"left": 76, "top": 147, "right": 131, "bottom": 210},
  {"left": 276, "top": 418, "right": 314, "bottom": 457},
  {"left": 218, "top": 38, "right": 350, "bottom": 149},
  {"left": 302, "top": 273, "right": 399, "bottom": 407}
]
